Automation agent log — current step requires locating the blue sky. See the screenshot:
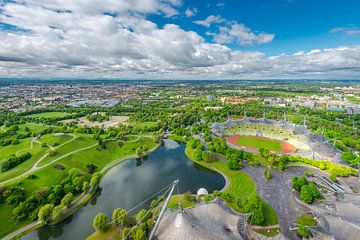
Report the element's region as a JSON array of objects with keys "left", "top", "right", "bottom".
[
  {"left": 0, "top": 0, "right": 360, "bottom": 79},
  {"left": 150, "top": 0, "right": 360, "bottom": 55}
]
